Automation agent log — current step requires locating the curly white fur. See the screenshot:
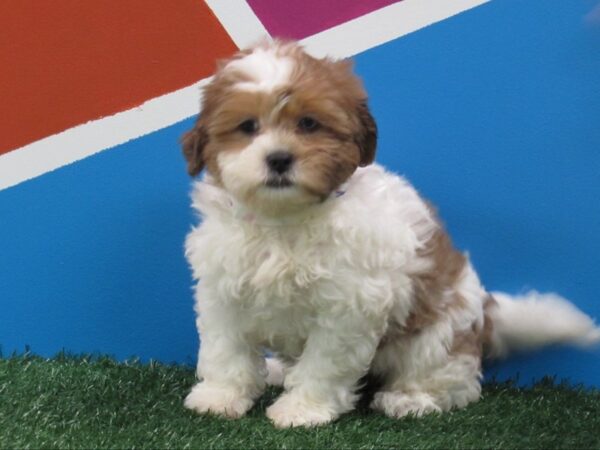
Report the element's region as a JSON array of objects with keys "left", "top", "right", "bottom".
[{"left": 185, "top": 166, "right": 431, "bottom": 424}]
